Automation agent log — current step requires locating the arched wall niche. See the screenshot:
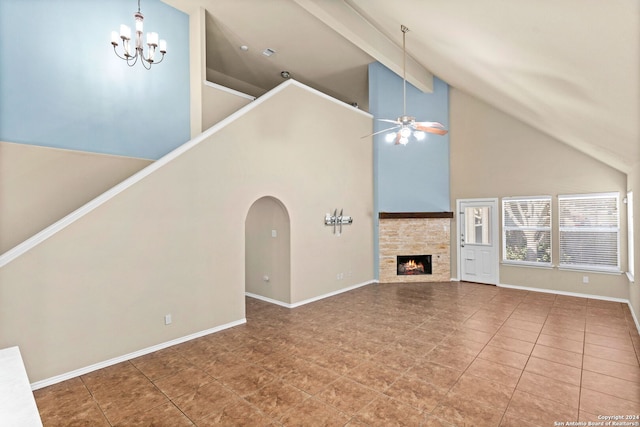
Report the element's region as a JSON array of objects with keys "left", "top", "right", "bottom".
[{"left": 245, "top": 196, "right": 291, "bottom": 304}]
